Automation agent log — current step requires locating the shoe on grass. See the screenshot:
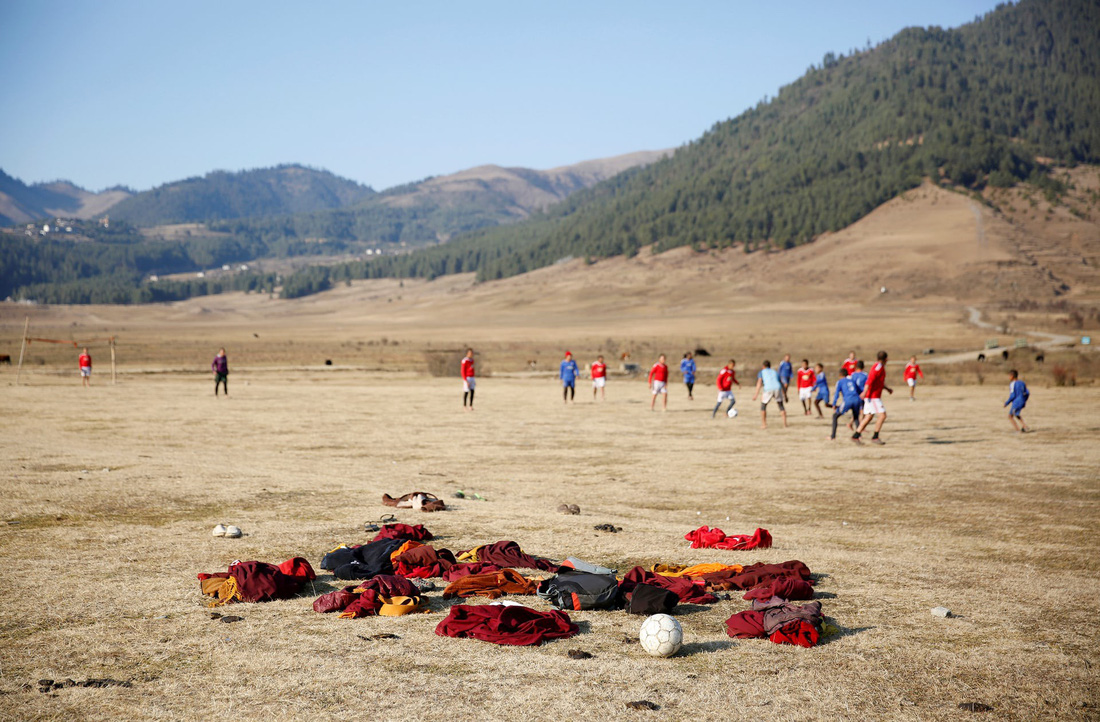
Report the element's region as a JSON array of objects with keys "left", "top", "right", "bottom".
[
  {"left": 224, "top": 525, "right": 242, "bottom": 538},
  {"left": 212, "top": 524, "right": 227, "bottom": 537}
]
